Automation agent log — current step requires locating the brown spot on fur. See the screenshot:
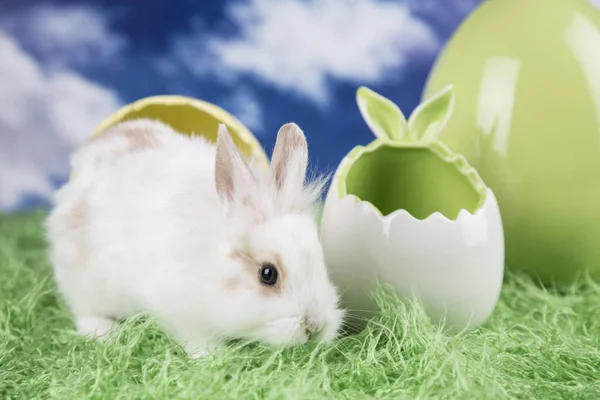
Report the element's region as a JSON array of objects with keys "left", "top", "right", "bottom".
[
  {"left": 122, "top": 125, "right": 159, "bottom": 150},
  {"left": 223, "top": 276, "right": 242, "bottom": 290},
  {"left": 241, "top": 196, "right": 252, "bottom": 207},
  {"left": 231, "top": 249, "right": 259, "bottom": 275},
  {"left": 92, "top": 121, "right": 160, "bottom": 149},
  {"left": 87, "top": 120, "right": 161, "bottom": 166},
  {"left": 228, "top": 249, "right": 285, "bottom": 294},
  {"left": 273, "top": 253, "right": 284, "bottom": 279}
]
